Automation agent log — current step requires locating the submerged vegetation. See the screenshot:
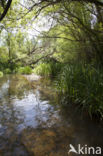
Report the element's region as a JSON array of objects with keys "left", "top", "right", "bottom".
[{"left": 0, "top": 0, "right": 103, "bottom": 119}]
